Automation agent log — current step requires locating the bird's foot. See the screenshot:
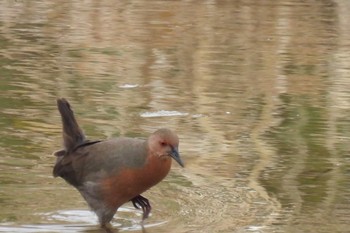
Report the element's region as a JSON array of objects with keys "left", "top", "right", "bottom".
[{"left": 131, "top": 195, "right": 152, "bottom": 220}]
